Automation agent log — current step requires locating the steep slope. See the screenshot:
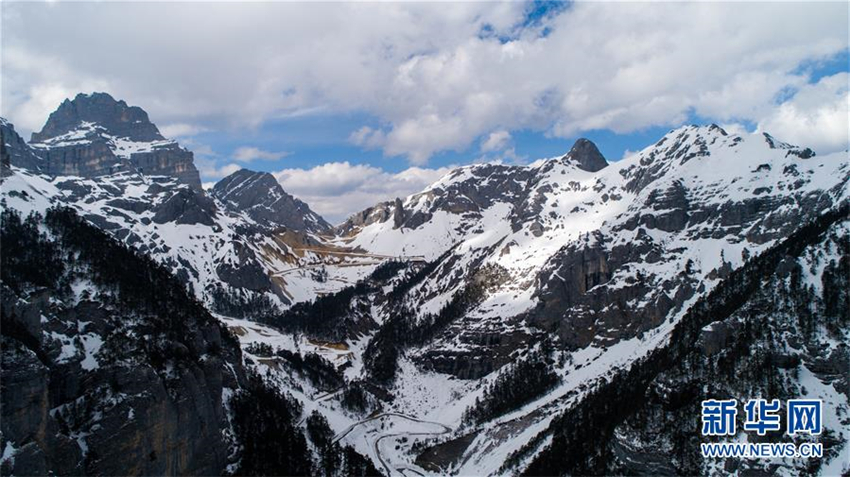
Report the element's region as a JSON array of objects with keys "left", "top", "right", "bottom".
[
  {"left": 294, "top": 125, "right": 848, "bottom": 474},
  {"left": 0, "top": 131, "right": 287, "bottom": 317},
  {"left": 1, "top": 118, "right": 44, "bottom": 173},
  {"left": 212, "top": 168, "right": 331, "bottom": 234},
  {"left": 29, "top": 93, "right": 202, "bottom": 189},
  {"left": 1, "top": 95, "right": 368, "bottom": 317},
  {"left": 0, "top": 206, "right": 244, "bottom": 475},
  {"left": 523, "top": 205, "right": 849, "bottom": 476},
  {"left": 0, "top": 206, "right": 378, "bottom": 476}
]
